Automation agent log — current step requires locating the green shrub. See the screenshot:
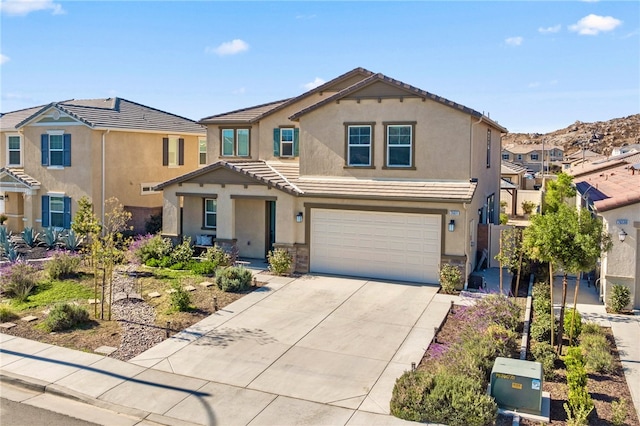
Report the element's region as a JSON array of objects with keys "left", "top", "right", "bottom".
[
  {"left": 564, "top": 308, "right": 583, "bottom": 344},
  {"left": 190, "top": 260, "right": 218, "bottom": 275},
  {"left": 202, "top": 246, "right": 232, "bottom": 267},
  {"left": 145, "top": 258, "right": 160, "bottom": 267},
  {"left": 499, "top": 213, "right": 508, "bottom": 225},
  {"left": 169, "top": 283, "right": 192, "bottom": 312},
  {"left": 439, "top": 263, "right": 462, "bottom": 294},
  {"left": 580, "top": 321, "right": 603, "bottom": 336},
  {"left": 267, "top": 248, "right": 292, "bottom": 276},
  {"left": 531, "top": 341, "right": 556, "bottom": 379},
  {"left": 530, "top": 312, "right": 555, "bottom": 343},
  {"left": 45, "top": 251, "right": 81, "bottom": 280},
  {"left": 132, "top": 234, "right": 172, "bottom": 264},
  {"left": 0, "top": 305, "right": 19, "bottom": 322},
  {"left": 171, "top": 237, "right": 194, "bottom": 265},
  {"left": 145, "top": 213, "right": 162, "bottom": 234},
  {"left": 473, "top": 294, "right": 521, "bottom": 331},
  {"left": 611, "top": 398, "right": 628, "bottom": 426},
  {"left": 390, "top": 369, "right": 497, "bottom": 426},
  {"left": 609, "top": 284, "right": 631, "bottom": 313},
  {"left": 215, "top": 266, "right": 253, "bottom": 293},
  {"left": 0, "top": 262, "right": 39, "bottom": 302},
  {"left": 41, "top": 303, "right": 90, "bottom": 332},
  {"left": 580, "top": 333, "right": 614, "bottom": 373},
  {"left": 563, "top": 346, "right": 594, "bottom": 426}
]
